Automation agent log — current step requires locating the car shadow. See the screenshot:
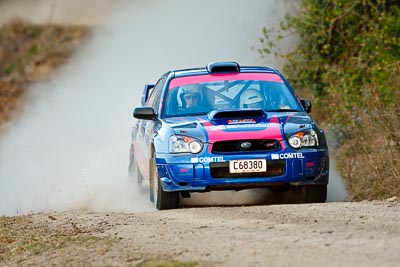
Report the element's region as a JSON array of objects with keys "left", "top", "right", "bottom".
[{"left": 180, "top": 188, "right": 306, "bottom": 207}]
